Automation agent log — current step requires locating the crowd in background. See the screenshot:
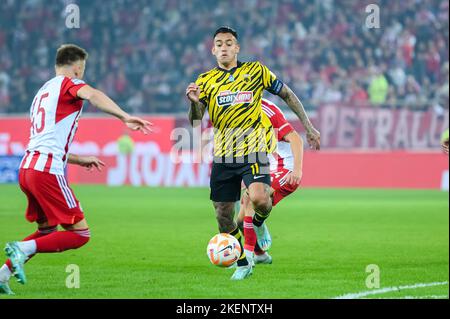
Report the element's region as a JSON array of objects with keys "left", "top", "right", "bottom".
[{"left": 0, "top": 0, "right": 448, "bottom": 114}]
